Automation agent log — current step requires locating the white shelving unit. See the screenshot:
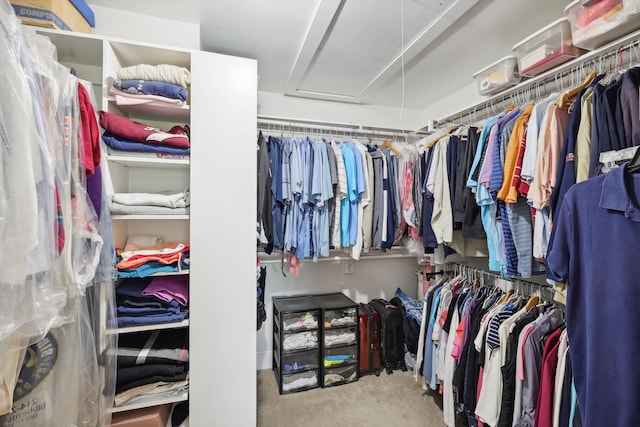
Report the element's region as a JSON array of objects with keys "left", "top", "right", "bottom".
[
  {"left": 103, "top": 36, "right": 193, "bottom": 420},
  {"left": 35, "top": 27, "right": 257, "bottom": 426}
]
